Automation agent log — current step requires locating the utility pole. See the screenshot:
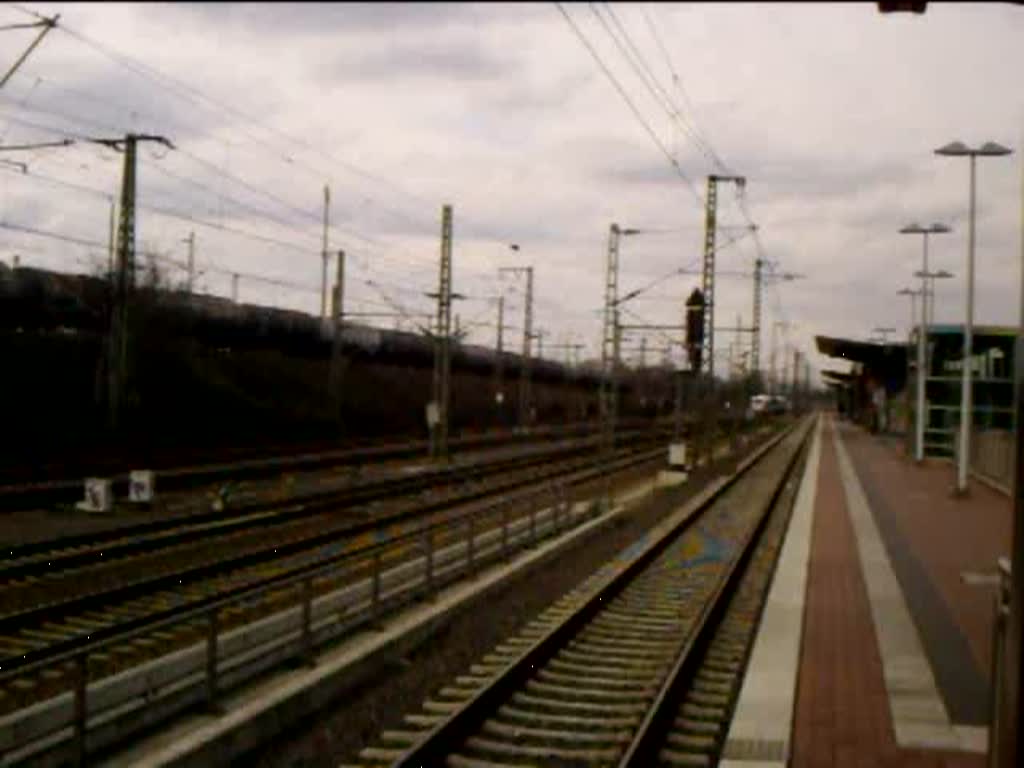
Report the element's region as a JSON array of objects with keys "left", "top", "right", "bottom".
[
  {"left": 184, "top": 231, "right": 195, "bottom": 293},
  {"left": 700, "top": 174, "right": 746, "bottom": 379},
  {"left": 770, "top": 320, "right": 788, "bottom": 396},
  {"left": 521, "top": 266, "right": 534, "bottom": 428},
  {"left": 752, "top": 256, "right": 763, "bottom": 382},
  {"left": 639, "top": 336, "right": 647, "bottom": 370},
  {"left": 429, "top": 205, "right": 454, "bottom": 459},
  {"left": 494, "top": 294, "right": 505, "bottom": 421},
  {"left": 792, "top": 349, "right": 800, "bottom": 409},
  {"left": 601, "top": 224, "right": 622, "bottom": 475},
  {"left": 499, "top": 259, "right": 534, "bottom": 429},
  {"left": 321, "top": 184, "right": 330, "bottom": 322},
  {"left": 329, "top": 249, "right": 346, "bottom": 420},
  {"left": 536, "top": 328, "right": 545, "bottom": 360},
  {"left": 108, "top": 198, "right": 117, "bottom": 280},
  {"left": 700, "top": 174, "right": 744, "bottom": 468},
  {"left": 91, "top": 133, "right": 174, "bottom": 432},
  {"left": 806, "top": 359, "right": 812, "bottom": 412},
  {"left": 231, "top": 273, "right": 239, "bottom": 303}
]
